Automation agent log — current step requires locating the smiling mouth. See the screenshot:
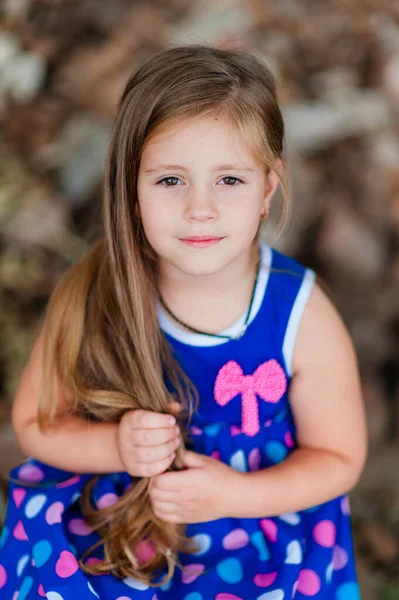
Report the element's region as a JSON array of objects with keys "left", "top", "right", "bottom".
[
  {"left": 179, "top": 237, "right": 224, "bottom": 247},
  {"left": 179, "top": 236, "right": 225, "bottom": 241}
]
